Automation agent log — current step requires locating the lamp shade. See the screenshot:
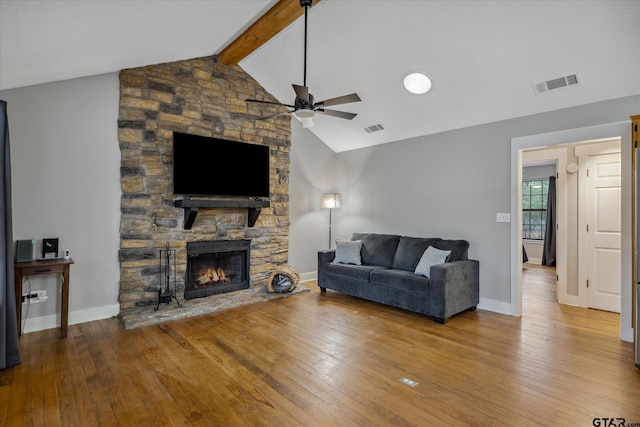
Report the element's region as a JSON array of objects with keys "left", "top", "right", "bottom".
[{"left": 320, "top": 193, "right": 342, "bottom": 209}]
